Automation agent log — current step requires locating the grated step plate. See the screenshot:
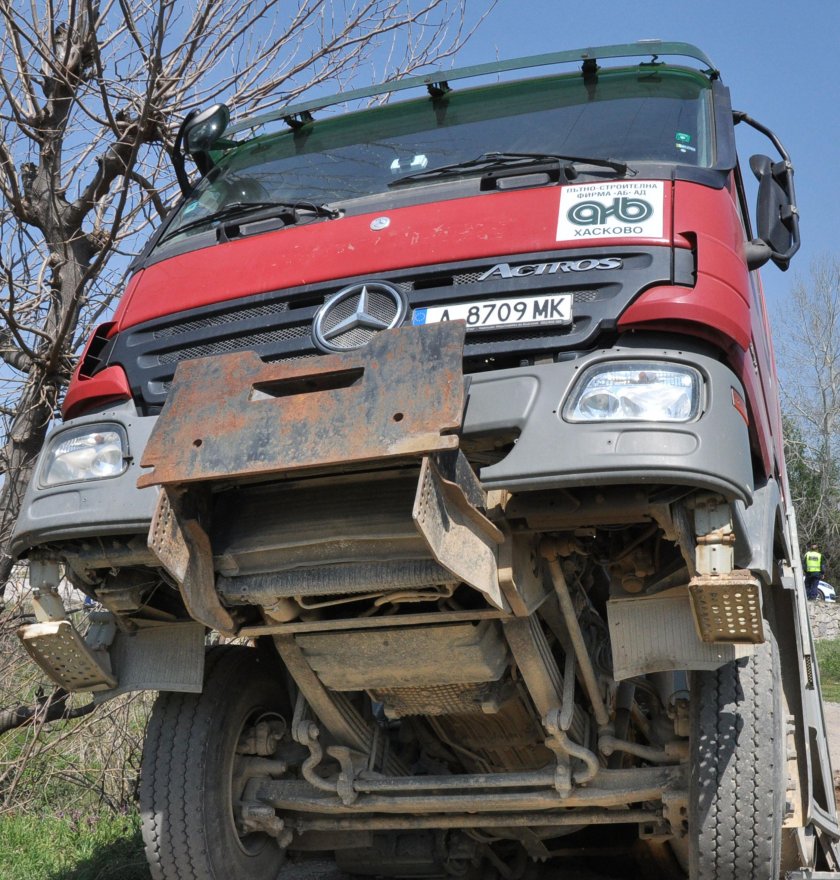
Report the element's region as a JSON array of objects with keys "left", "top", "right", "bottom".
[
  {"left": 19, "top": 620, "right": 117, "bottom": 692},
  {"left": 688, "top": 571, "right": 765, "bottom": 644}
]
